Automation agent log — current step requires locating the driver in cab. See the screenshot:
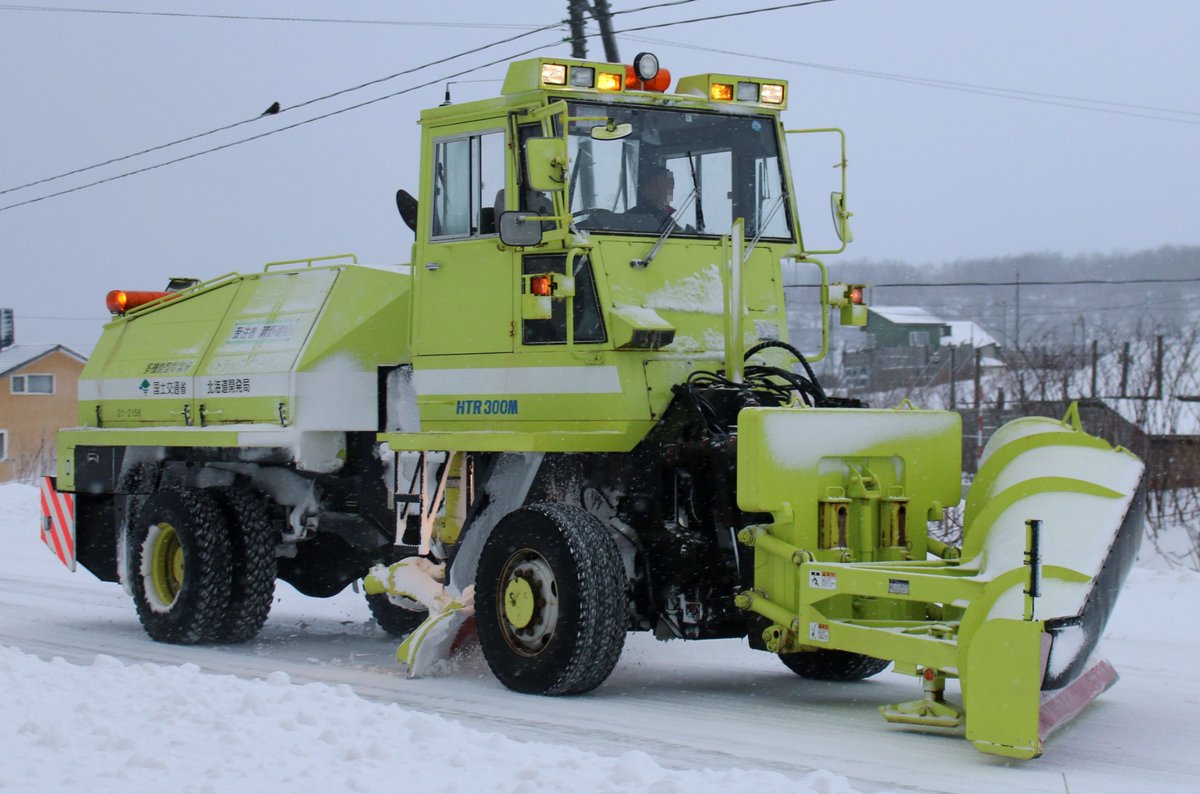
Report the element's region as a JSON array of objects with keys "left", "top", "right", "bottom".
[{"left": 625, "top": 164, "right": 676, "bottom": 232}]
